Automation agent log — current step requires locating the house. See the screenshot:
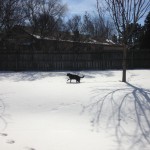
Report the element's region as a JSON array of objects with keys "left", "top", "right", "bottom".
[
  {"left": 0, "top": 26, "right": 37, "bottom": 51},
  {"left": 0, "top": 26, "right": 126, "bottom": 71}
]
